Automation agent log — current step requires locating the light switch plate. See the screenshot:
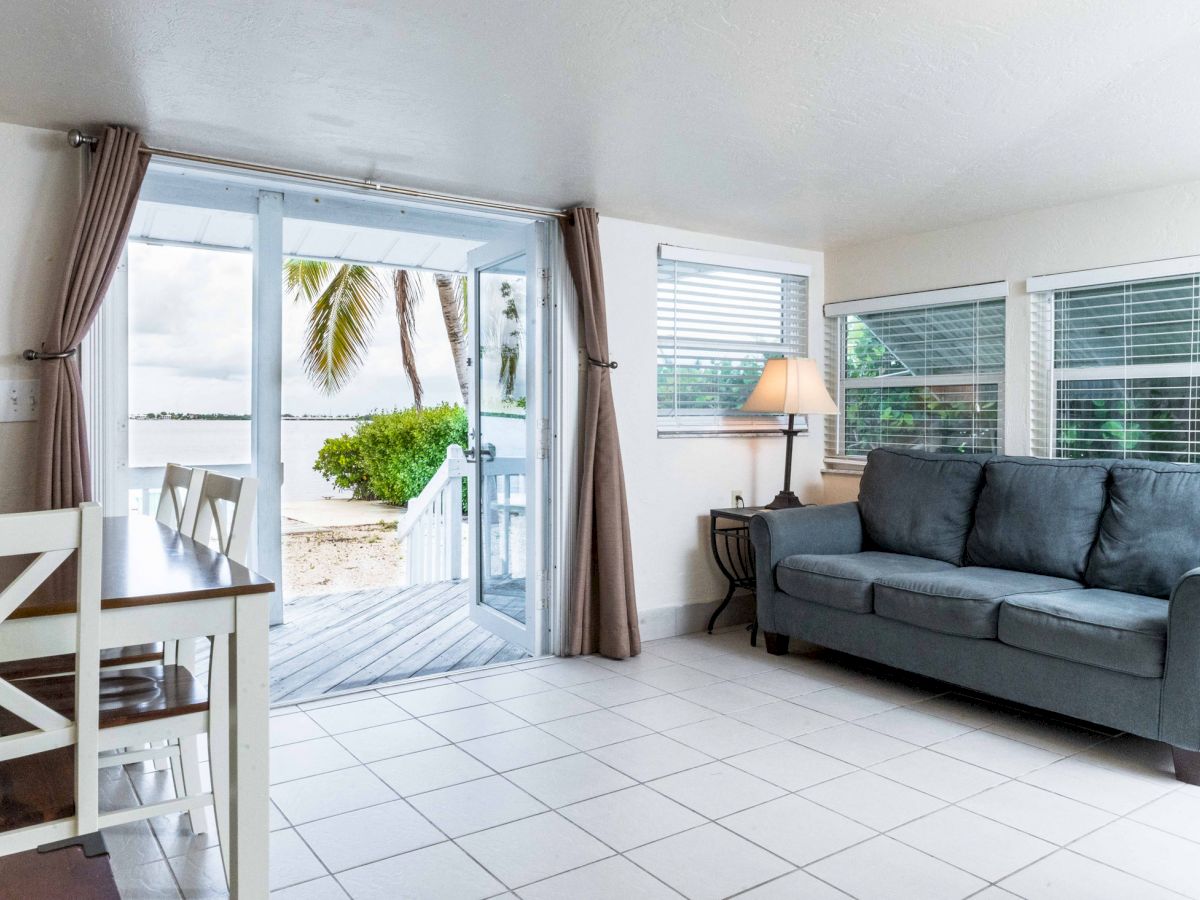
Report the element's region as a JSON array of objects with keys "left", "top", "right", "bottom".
[{"left": 0, "top": 379, "right": 38, "bottom": 422}]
